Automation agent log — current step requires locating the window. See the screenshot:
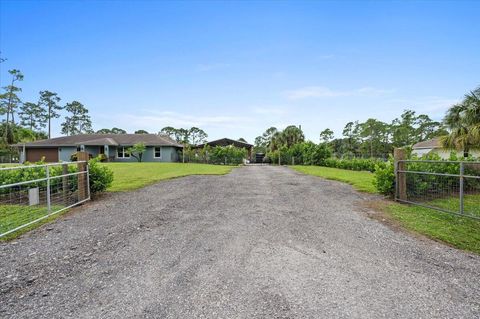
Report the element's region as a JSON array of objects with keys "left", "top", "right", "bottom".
[
  {"left": 154, "top": 147, "right": 161, "bottom": 158},
  {"left": 117, "top": 146, "right": 130, "bottom": 158}
]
